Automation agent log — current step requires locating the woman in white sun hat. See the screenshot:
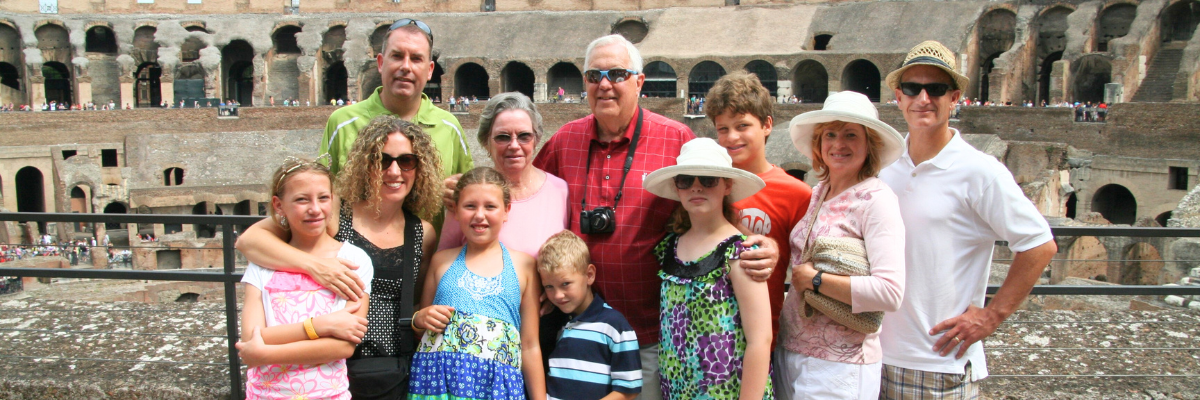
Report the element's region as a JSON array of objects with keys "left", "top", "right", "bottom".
[
  {"left": 774, "top": 90, "right": 908, "bottom": 399},
  {"left": 642, "top": 138, "right": 774, "bottom": 399}
]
